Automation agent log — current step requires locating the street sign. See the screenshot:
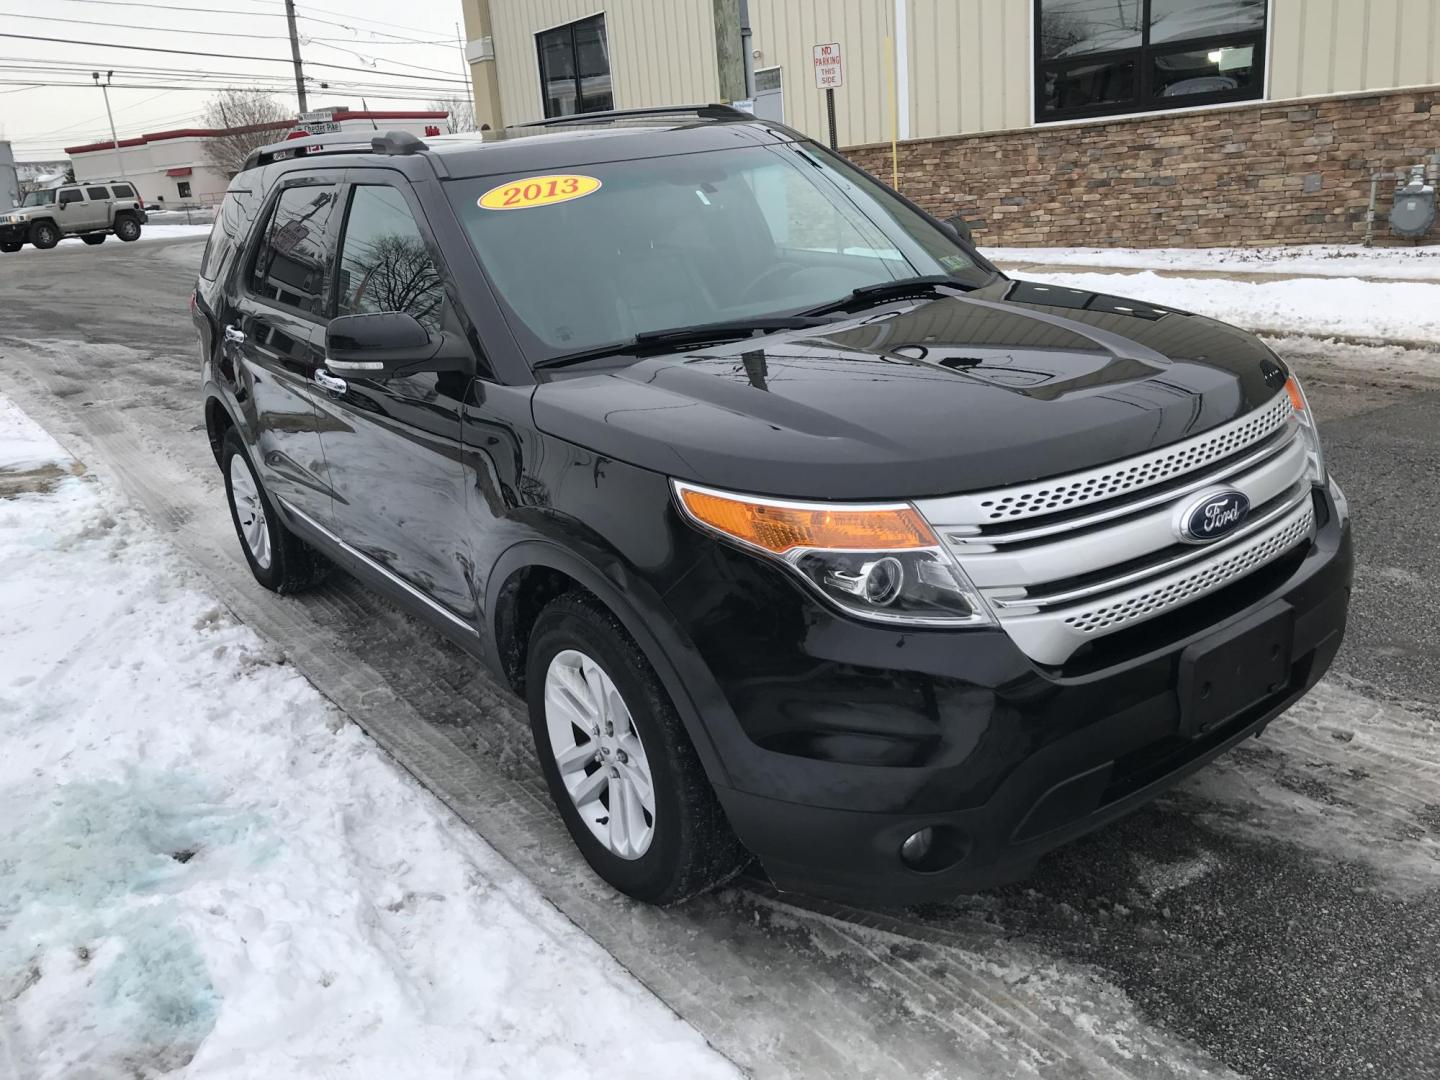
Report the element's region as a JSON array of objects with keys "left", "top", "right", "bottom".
[
  {"left": 812, "top": 42, "right": 843, "bottom": 89},
  {"left": 306, "top": 121, "right": 342, "bottom": 134}
]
